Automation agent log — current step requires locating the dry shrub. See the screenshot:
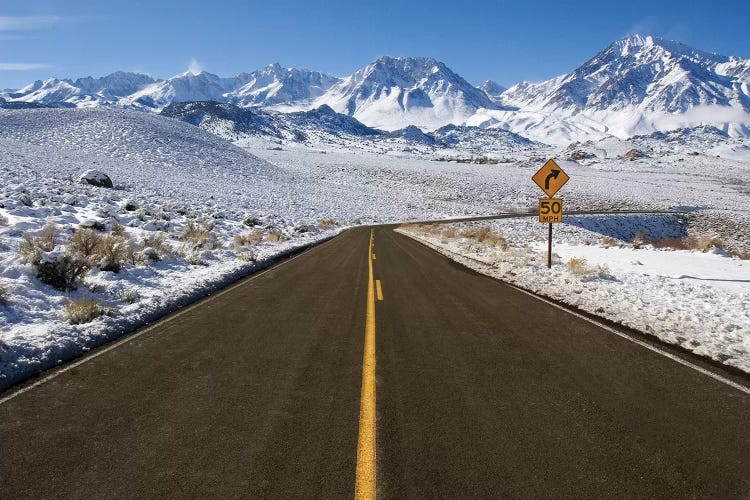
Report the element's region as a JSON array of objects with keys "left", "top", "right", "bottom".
[
  {"left": 234, "top": 230, "right": 263, "bottom": 247},
  {"left": 111, "top": 219, "right": 127, "bottom": 237},
  {"left": 651, "top": 237, "right": 690, "bottom": 250},
  {"left": 728, "top": 250, "right": 750, "bottom": 260},
  {"left": 143, "top": 232, "right": 171, "bottom": 256},
  {"left": 243, "top": 216, "right": 261, "bottom": 227},
  {"left": 567, "top": 257, "right": 590, "bottom": 276},
  {"left": 649, "top": 236, "right": 722, "bottom": 252},
  {"left": 17, "top": 234, "right": 41, "bottom": 264},
  {"left": 37, "top": 254, "right": 89, "bottom": 291},
  {"left": 119, "top": 289, "right": 139, "bottom": 304},
  {"left": 238, "top": 251, "right": 257, "bottom": 263},
  {"left": 64, "top": 297, "right": 103, "bottom": 325},
  {"left": 181, "top": 221, "right": 218, "bottom": 250},
  {"left": 38, "top": 224, "right": 57, "bottom": 251},
  {"left": 69, "top": 228, "right": 102, "bottom": 260},
  {"left": 18, "top": 224, "right": 58, "bottom": 265},
  {"left": 601, "top": 236, "right": 619, "bottom": 248},
  {"left": 317, "top": 218, "right": 338, "bottom": 228},
  {"left": 566, "top": 257, "right": 612, "bottom": 281},
  {"left": 442, "top": 227, "right": 458, "bottom": 238},
  {"left": 96, "top": 235, "right": 128, "bottom": 272},
  {"left": 265, "top": 229, "right": 284, "bottom": 242},
  {"left": 696, "top": 236, "right": 723, "bottom": 252},
  {"left": 462, "top": 226, "right": 507, "bottom": 249},
  {"left": 631, "top": 230, "right": 649, "bottom": 249}
]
